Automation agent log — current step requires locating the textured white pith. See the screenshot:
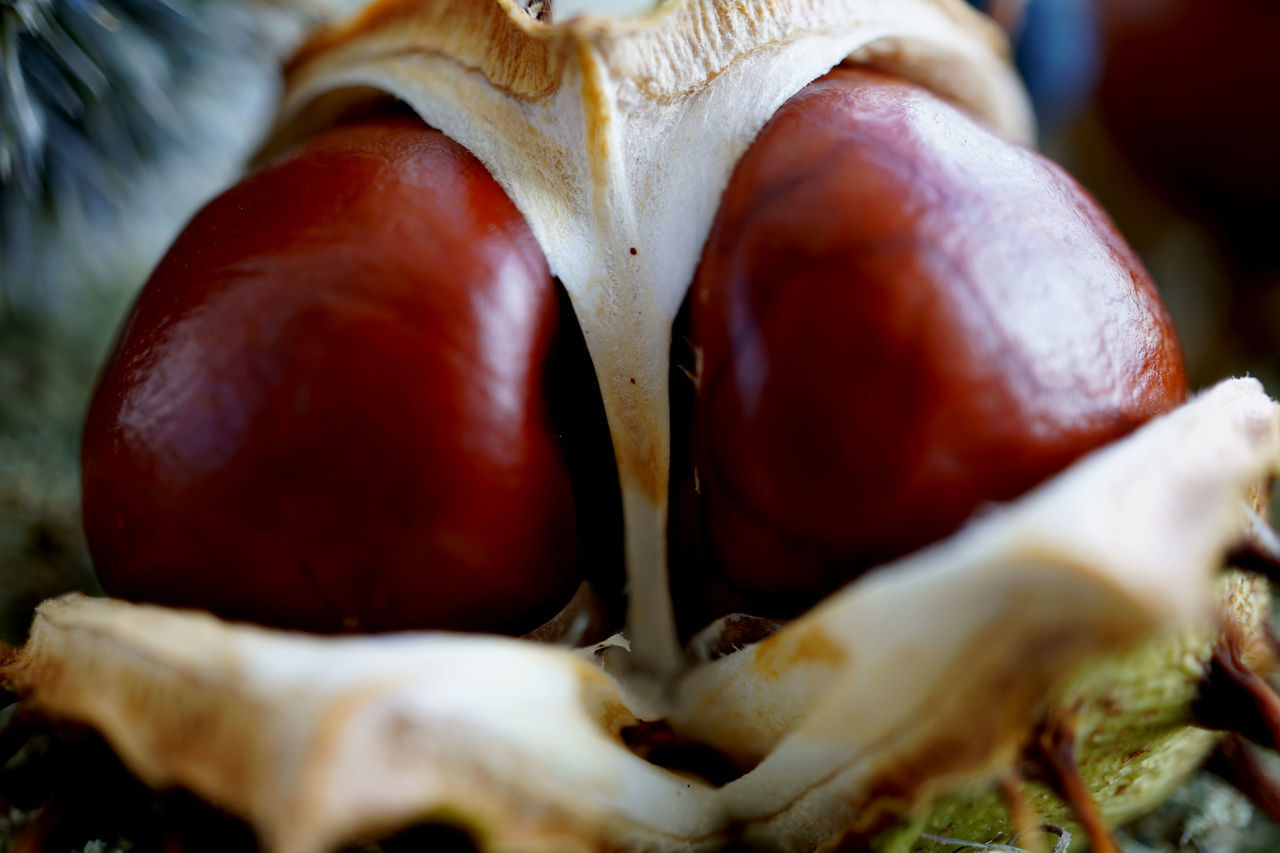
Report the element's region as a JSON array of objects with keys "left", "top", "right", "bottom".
[
  {"left": 5, "top": 3, "right": 1276, "bottom": 850},
  {"left": 7, "top": 378, "right": 1279, "bottom": 851},
  {"left": 271, "top": 0, "right": 1033, "bottom": 675}
]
